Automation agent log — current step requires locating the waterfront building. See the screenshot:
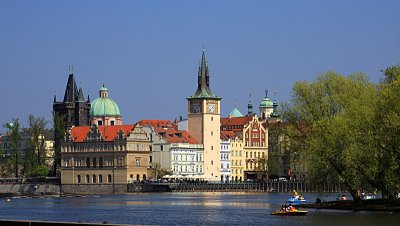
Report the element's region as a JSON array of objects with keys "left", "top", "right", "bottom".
[
  {"left": 90, "top": 84, "right": 122, "bottom": 126},
  {"left": 187, "top": 49, "right": 221, "bottom": 181},
  {"left": 221, "top": 114, "right": 268, "bottom": 181},
  {"left": 61, "top": 124, "right": 151, "bottom": 187},
  {"left": 53, "top": 70, "right": 91, "bottom": 128},
  {"left": 138, "top": 120, "right": 204, "bottom": 177},
  {"left": 220, "top": 132, "right": 232, "bottom": 182}
]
